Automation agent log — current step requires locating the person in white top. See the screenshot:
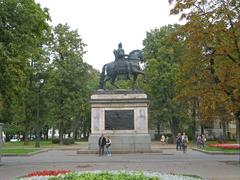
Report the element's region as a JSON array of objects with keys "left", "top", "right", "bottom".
[
  {"left": 106, "top": 136, "right": 112, "bottom": 156},
  {"left": 181, "top": 132, "right": 188, "bottom": 153},
  {"left": 160, "top": 135, "right": 165, "bottom": 145}
]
